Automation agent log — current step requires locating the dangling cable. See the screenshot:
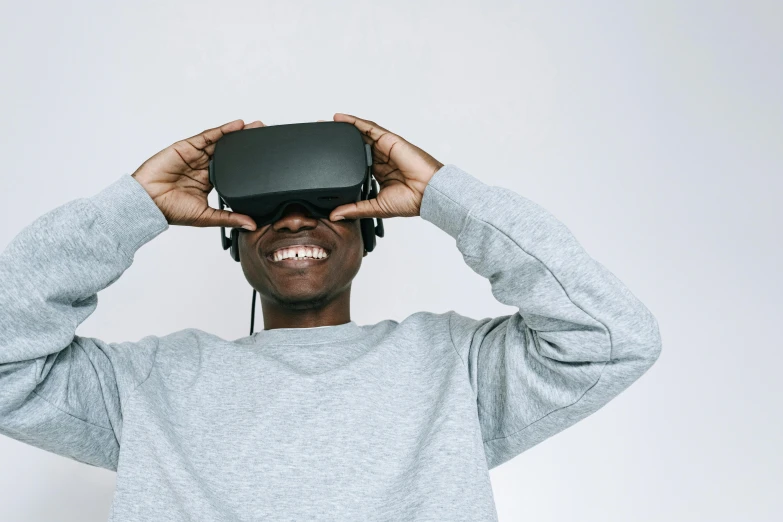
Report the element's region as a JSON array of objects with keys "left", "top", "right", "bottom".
[{"left": 250, "top": 288, "right": 257, "bottom": 335}]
